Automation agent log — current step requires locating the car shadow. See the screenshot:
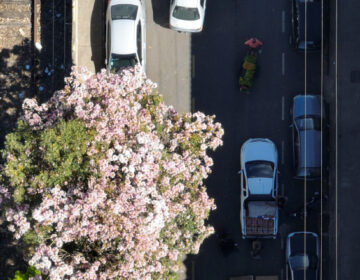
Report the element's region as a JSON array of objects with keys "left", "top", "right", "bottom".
[
  {"left": 151, "top": 0, "right": 170, "bottom": 28},
  {"left": 90, "top": 0, "right": 106, "bottom": 72}
]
